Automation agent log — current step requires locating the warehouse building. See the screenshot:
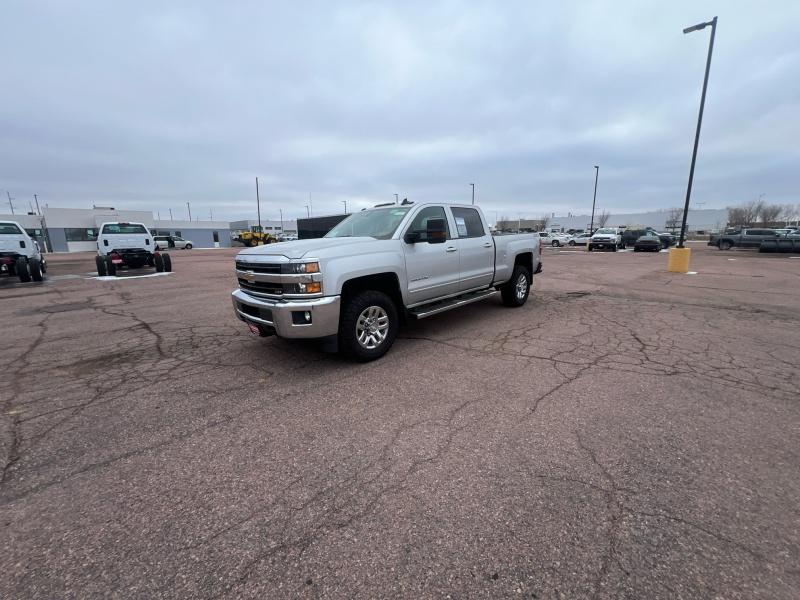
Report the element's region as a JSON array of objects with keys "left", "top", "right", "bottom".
[
  {"left": 1, "top": 207, "right": 233, "bottom": 252},
  {"left": 230, "top": 219, "right": 298, "bottom": 237}
]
